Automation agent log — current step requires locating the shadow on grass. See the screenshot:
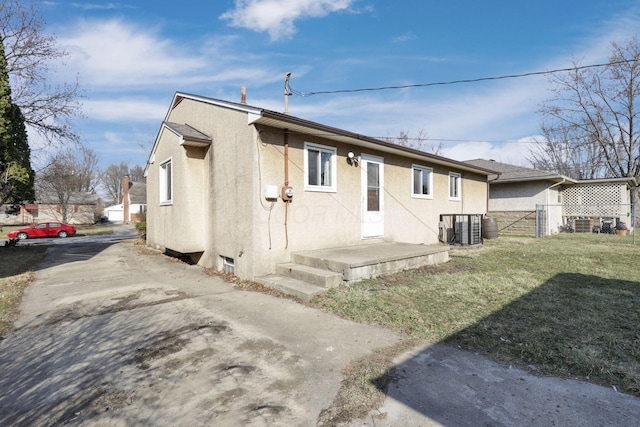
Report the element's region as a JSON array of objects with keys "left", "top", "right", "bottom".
[{"left": 370, "top": 272, "right": 640, "bottom": 425}]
